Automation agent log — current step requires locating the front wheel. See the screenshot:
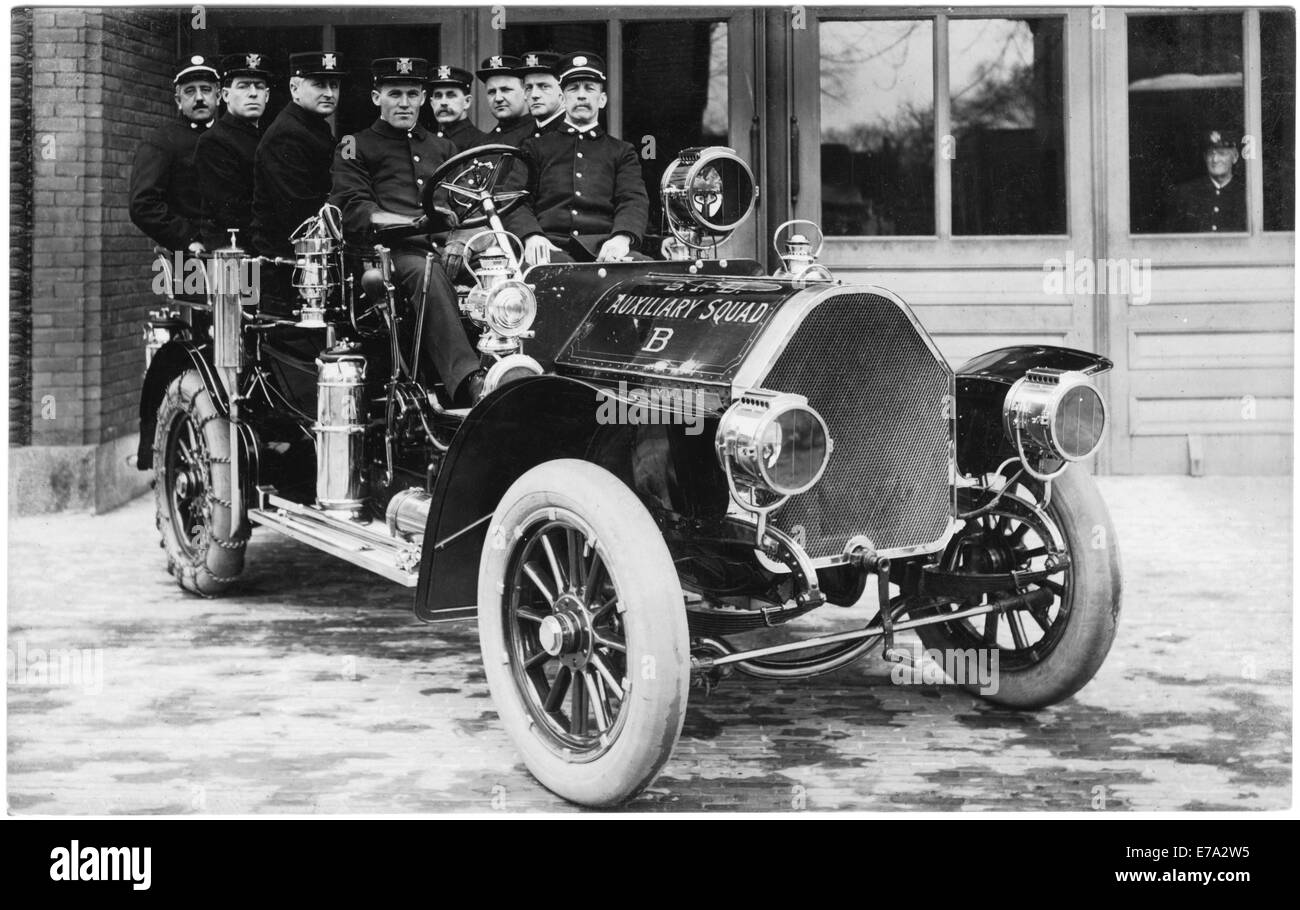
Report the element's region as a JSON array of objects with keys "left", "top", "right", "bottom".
[
  {"left": 478, "top": 459, "right": 690, "bottom": 807},
  {"left": 909, "top": 468, "right": 1121, "bottom": 708},
  {"left": 153, "top": 369, "right": 247, "bottom": 595}
]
